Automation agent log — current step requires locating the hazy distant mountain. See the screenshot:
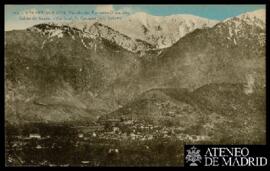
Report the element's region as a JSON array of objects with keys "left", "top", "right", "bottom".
[
  {"left": 136, "top": 9, "right": 265, "bottom": 91},
  {"left": 69, "top": 12, "right": 218, "bottom": 49},
  {"left": 87, "top": 22, "right": 157, "bottom": 52}
]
